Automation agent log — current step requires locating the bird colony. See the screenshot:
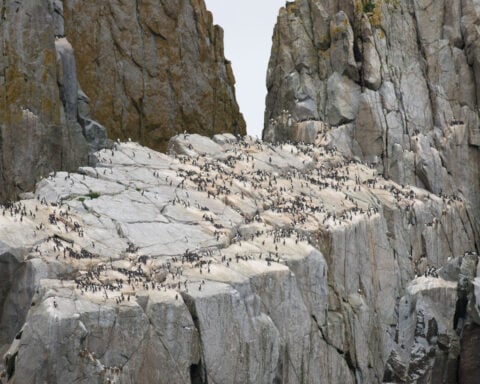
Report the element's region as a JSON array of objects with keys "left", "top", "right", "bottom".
[{"left": 0, "top": 131, "right": 478, "bottom": 384}]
